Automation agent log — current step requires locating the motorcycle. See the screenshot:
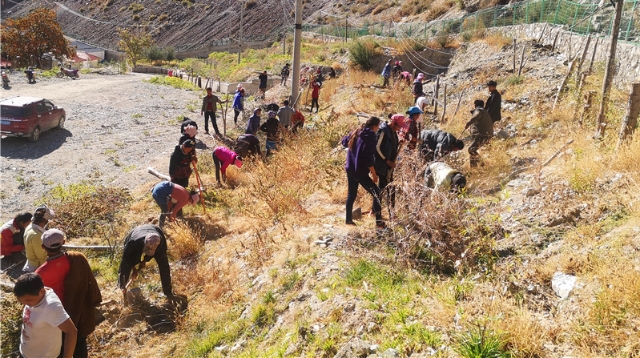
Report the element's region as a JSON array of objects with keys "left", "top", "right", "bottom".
[
  {"left": 25, "top": 68, "right": 36, "bottom": 84},
  {"left": 56, "top": 66, "right": 79, "bottom": 79},
  {"left": 1, "top": 72, "right": 10, "bottom": 88}
]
